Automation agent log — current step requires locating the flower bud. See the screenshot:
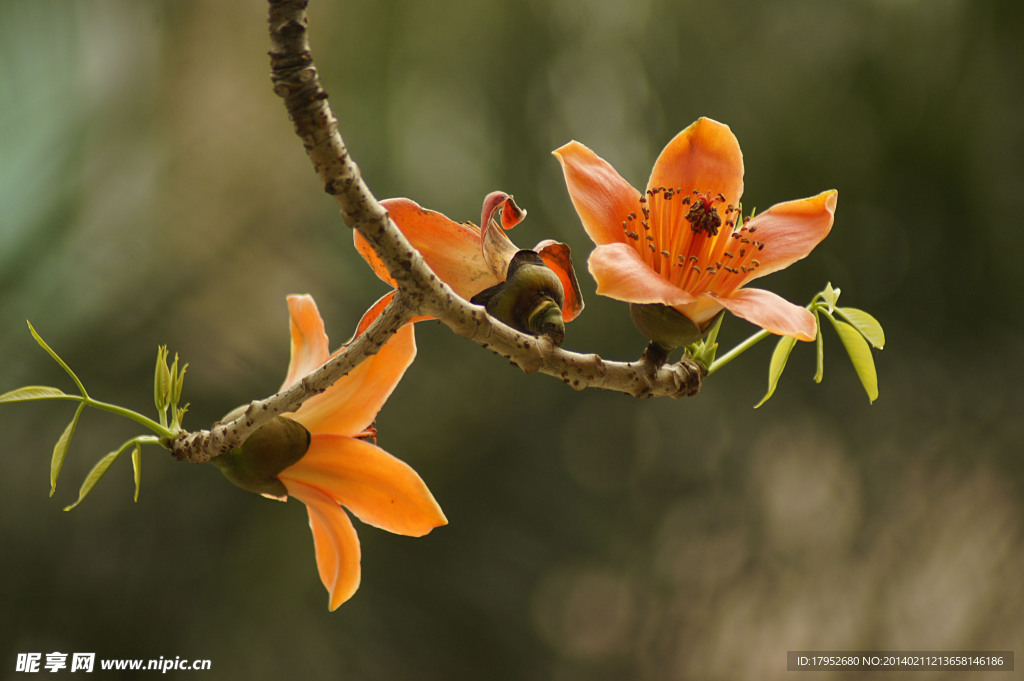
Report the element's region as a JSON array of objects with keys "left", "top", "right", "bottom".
[
  {"left": 211, "top": 416, "right": 311, "bottom": 499},
  {"left": 471, "top": 250, "right": 566, "bottom": 345},
  {"left": 526, "top": 299, "right": 565, "bottom": 344}
]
